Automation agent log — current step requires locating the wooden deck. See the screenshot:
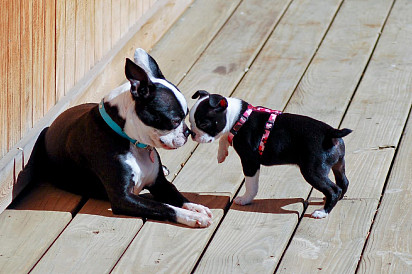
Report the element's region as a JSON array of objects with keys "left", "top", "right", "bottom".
[{"left": 1, "top": 0, "right": 411, "bottom": 273}]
